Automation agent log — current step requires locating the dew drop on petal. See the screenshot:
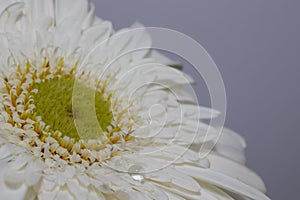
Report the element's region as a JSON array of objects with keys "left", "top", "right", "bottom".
[{"left": 128, "top": 165, "right": 145, "bottom": 182}]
